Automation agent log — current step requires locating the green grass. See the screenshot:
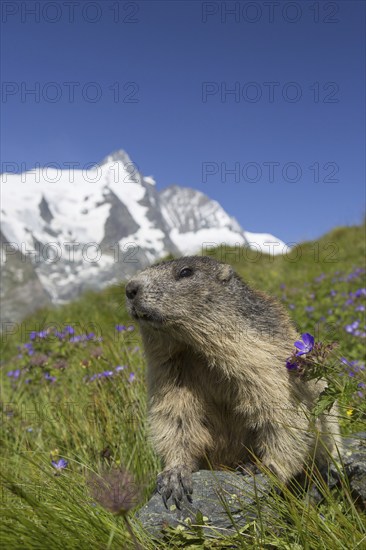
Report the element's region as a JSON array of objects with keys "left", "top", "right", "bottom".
[{"left": 1, "top": 223, "right": 365, "bottom": 548}]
